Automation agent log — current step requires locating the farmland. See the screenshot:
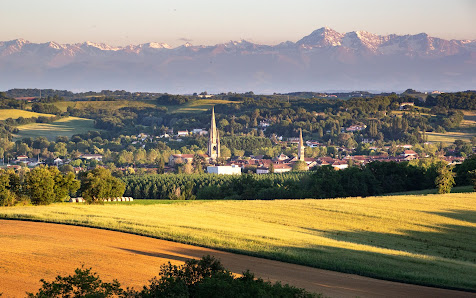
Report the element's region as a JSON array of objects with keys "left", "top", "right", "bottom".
[
  {"left": 164, "top": 99, "right": 238, "bottom": 113},
  {"left": 13, "top": 116, "right": 96, "bottom": 140},
  {"left": 52, "top": 100, "right": 157, "bottom": 112},
  {"left": 1, "top": 193, "right": 475, "bottom": 291},
  {"left": 51, "top": 99, "right": 238, "bottom": 114},
  {"left": 426, "top": 131, "right": 476, "bottom": 143},
  {"left": 0, "top": 109, "right": 52, "bottom": 120}
]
